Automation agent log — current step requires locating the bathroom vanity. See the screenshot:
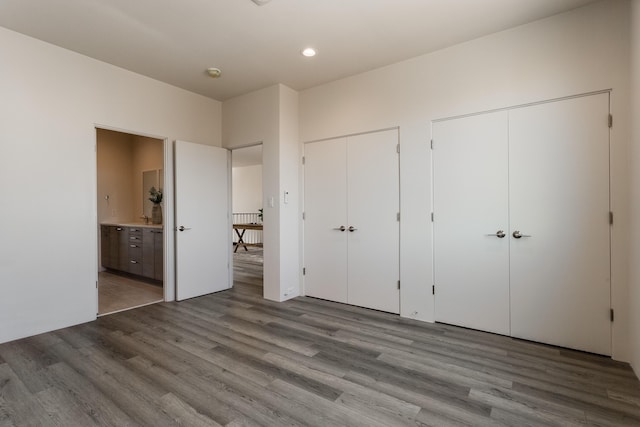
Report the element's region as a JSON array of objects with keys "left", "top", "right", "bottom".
[{"left": 100, "top": 223, "right": 163, "bottom": 281}]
